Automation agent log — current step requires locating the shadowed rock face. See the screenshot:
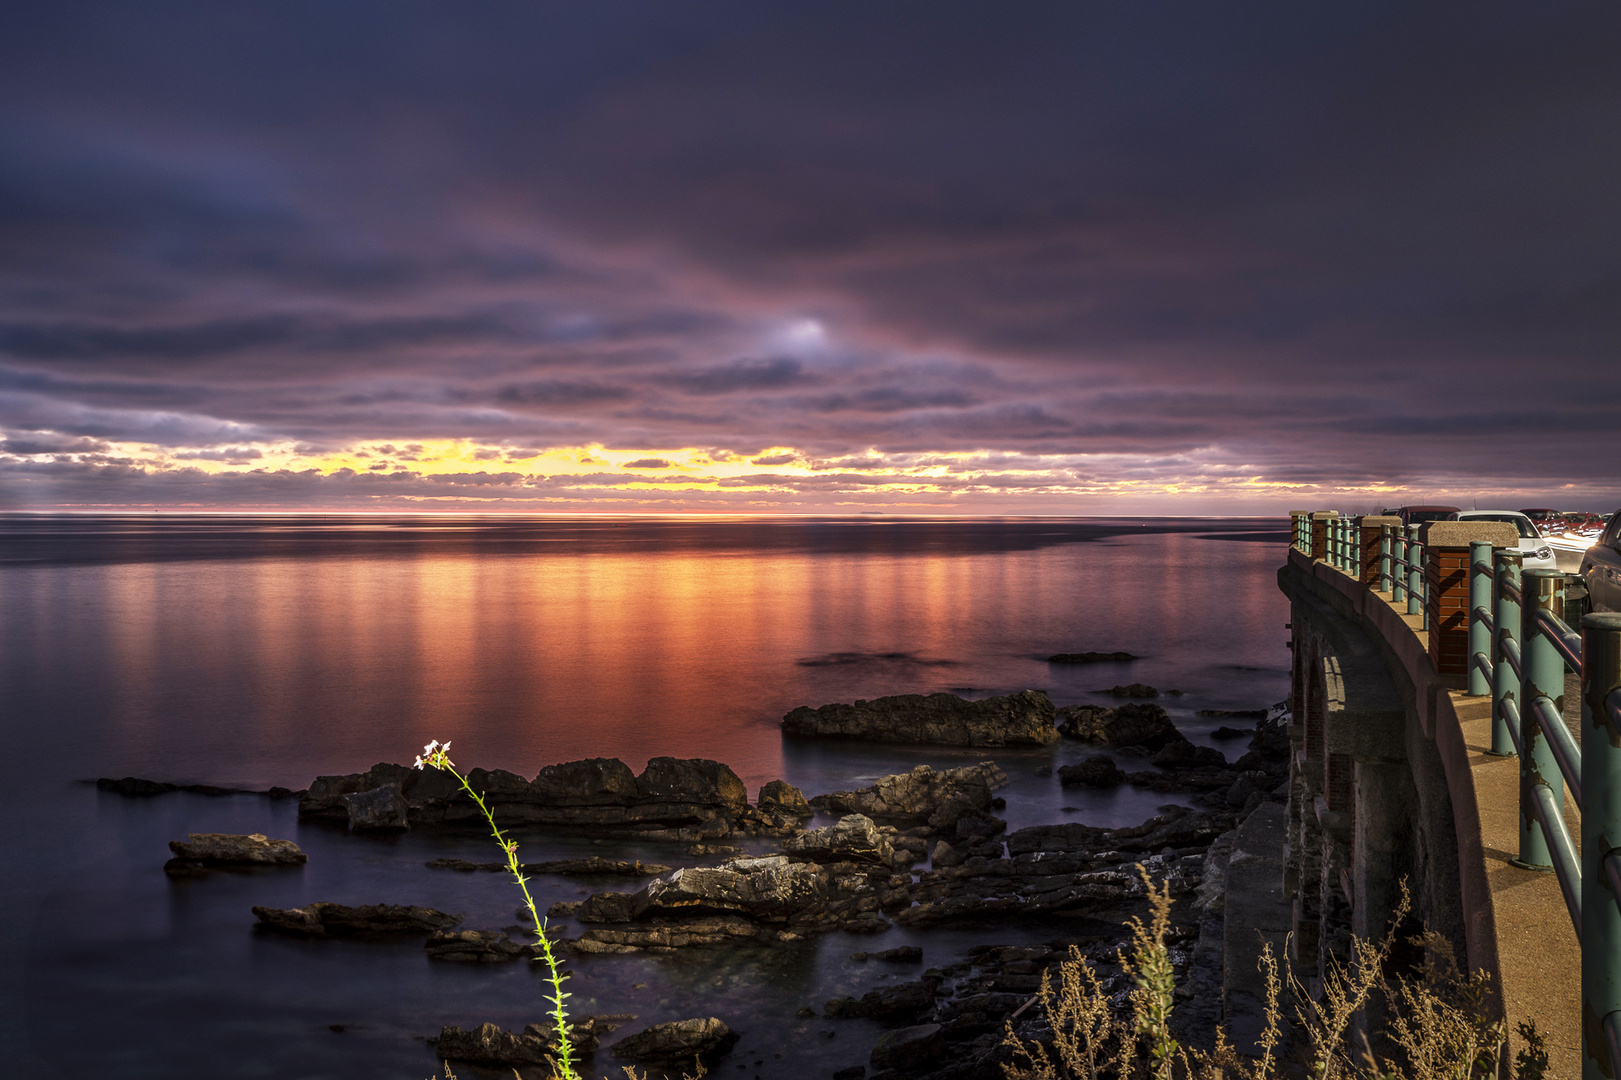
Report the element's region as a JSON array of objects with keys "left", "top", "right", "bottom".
[
  {"left": 783, "top": 814, "right": 895, "bottom": 867},
  {"left": 1056, "top": 701, "right": 1186, "bottom": 749},
  {"left": 298, "top": 755, "right": 784, "bottom": 837},
  {"left": 781, "top": 689, "right": 1059, "bottom": 746}
]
